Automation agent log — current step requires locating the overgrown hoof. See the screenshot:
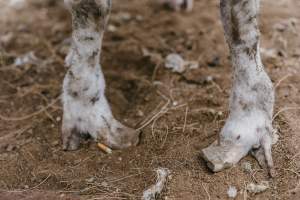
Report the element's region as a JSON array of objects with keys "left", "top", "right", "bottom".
[
  {"left": 201, "top": 140, "right": 248, "bottom": 172},
  {"left": 100, "top": 119, "right": 141, "bottom": 150}
]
